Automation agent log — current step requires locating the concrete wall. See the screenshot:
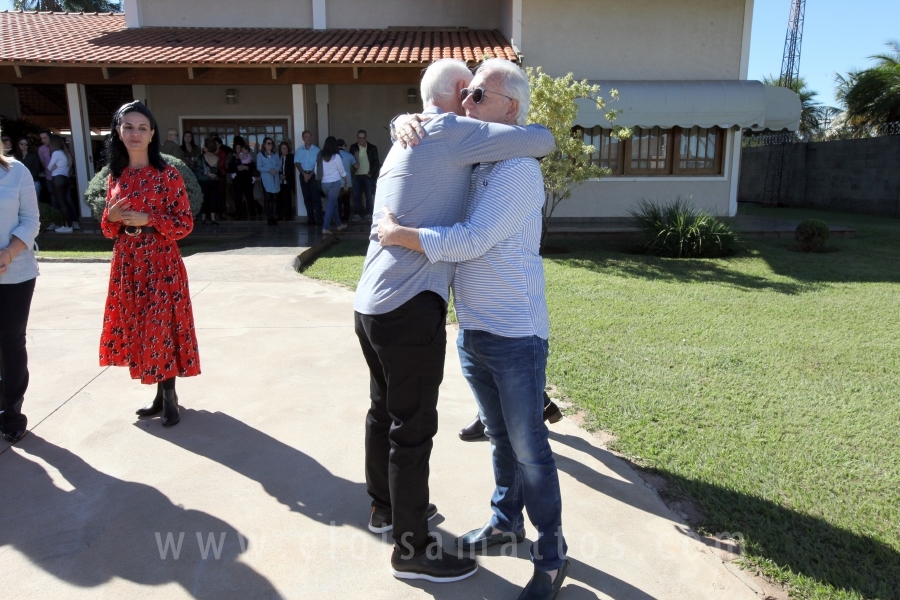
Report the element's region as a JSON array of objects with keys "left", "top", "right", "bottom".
[
  {"left": 739, "top": 136, "right": 900, "bottom": 217},
  {"left": 140, "top": 0, "right": 313, "bottom": 27},
  {"left": 140, "top": 0, "right": 499, "bottom": 29},
  {"left": 144, "top": 84, "right": 294, "bottom": 136},
  {"left": 327, "top": 0, "right": 500, "bottom": 29},
  {"left": 521, "top": 0, "right": 746, "bottom": 80},
  {"left": 557, "top": 178, "right": 732, "bottom": 219},
  {"left": 0, "top": 84, "right": 19, "bottom": 119},
  {"left": 328, "top": 84, "right": 412, "bottom": 156}
]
